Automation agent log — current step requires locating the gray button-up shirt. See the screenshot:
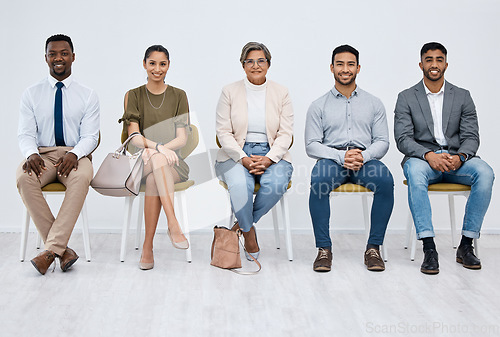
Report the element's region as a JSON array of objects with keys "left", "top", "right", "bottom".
[{"left": 305, "top": 86, "right": 389, "bottom": 165}]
